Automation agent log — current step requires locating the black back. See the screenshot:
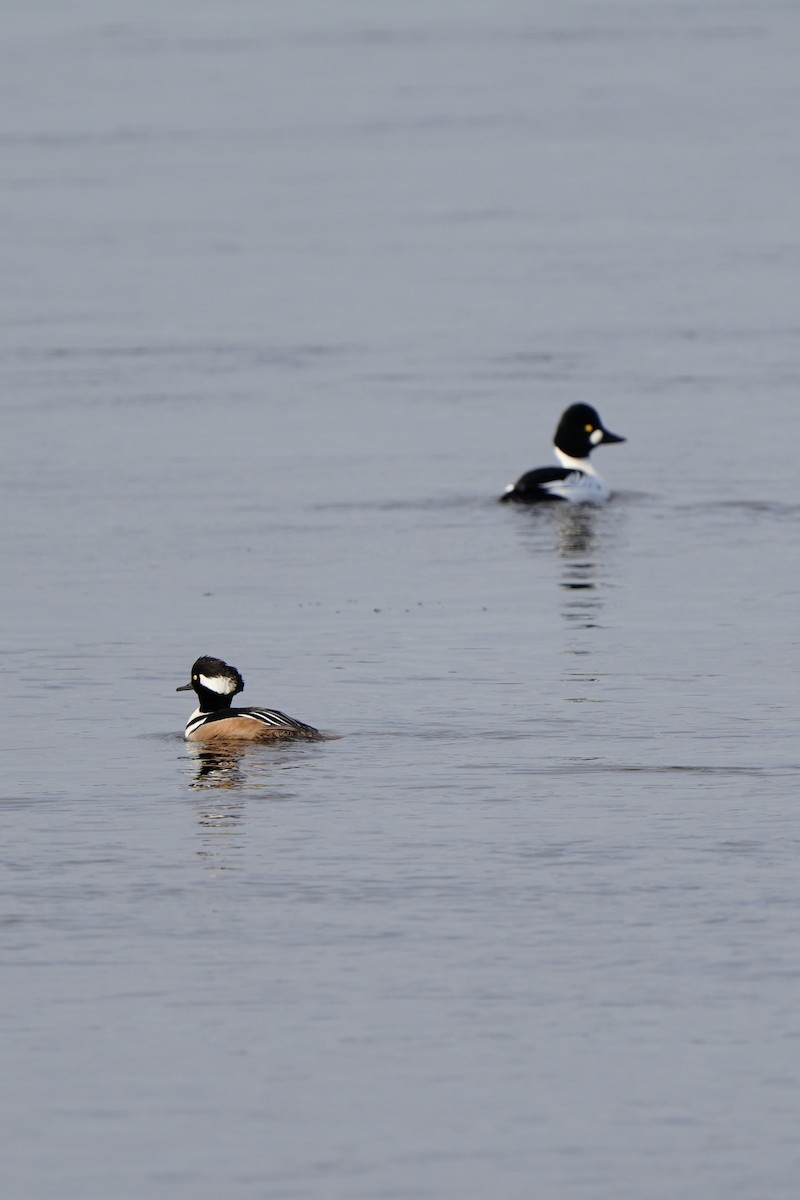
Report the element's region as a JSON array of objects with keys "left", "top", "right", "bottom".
[{"left": 499, "top": 466, "right": 578, "bottom": 504}]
